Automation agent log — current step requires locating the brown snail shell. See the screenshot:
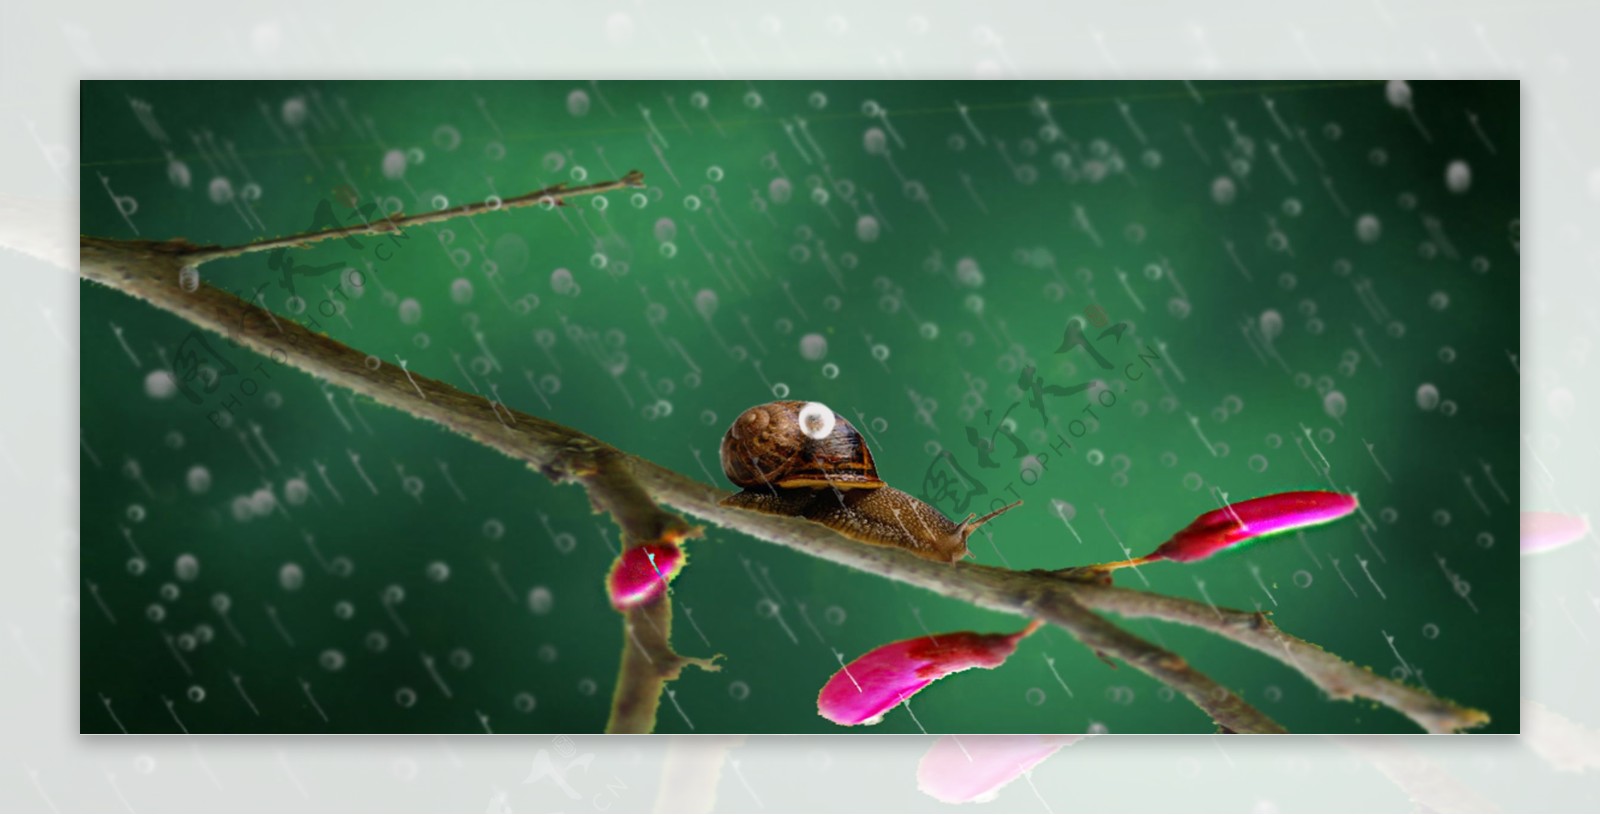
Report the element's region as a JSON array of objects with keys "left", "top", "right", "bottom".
[
  {"left": 720, "top": 401, "right": 884, "bottom": 491},
  {"left": 719, "top": 400, "right": 1020, "bottom": 563}
]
